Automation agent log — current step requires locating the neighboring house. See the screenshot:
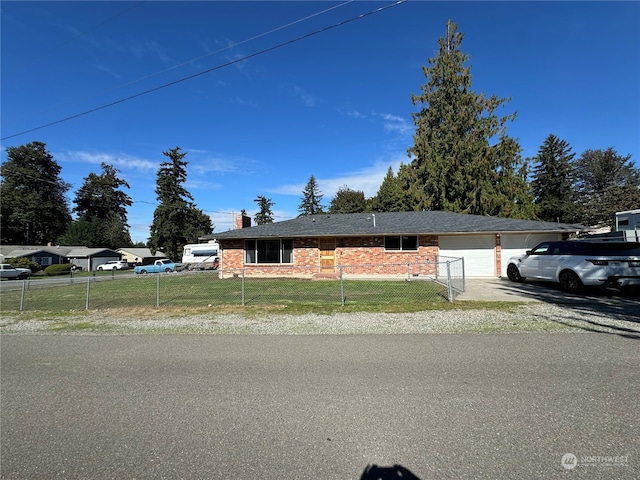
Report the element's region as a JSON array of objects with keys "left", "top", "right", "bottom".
[
  {"left": 208, "top": 212, "right": 589, "bottom": 278},
  {"left": 0, "top": 245, "right": 122, "bottom": 271},
  {"left": 117, "top": 248, "right": 167, "bottom": 266}
]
